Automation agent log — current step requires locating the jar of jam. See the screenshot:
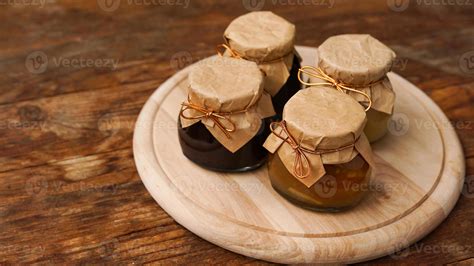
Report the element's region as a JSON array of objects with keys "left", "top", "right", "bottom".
[
  {"left": 222, "top": 11, "right": 301, "bottom": 118},
  {"left": 302, "top": 34, "right": 396, "bottom": 142},
  {"left": 178, "top": 56, "right": 275, "bottom": 172},
  {"left": 263, "top": 86, "right": 376, "bottom": 211}
]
